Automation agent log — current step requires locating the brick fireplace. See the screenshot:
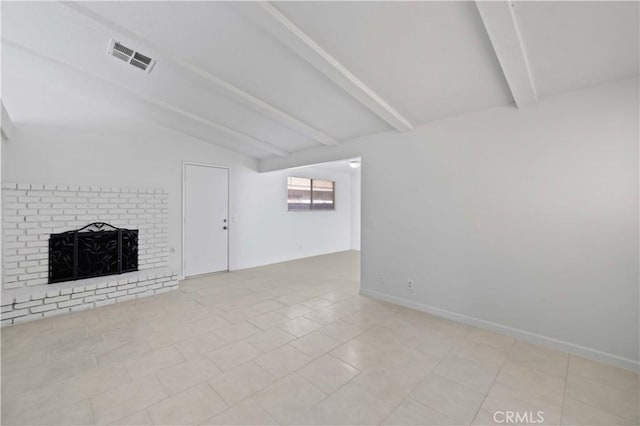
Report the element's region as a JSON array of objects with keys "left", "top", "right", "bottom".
[{"left": 1, "top": 182, "right": 178, "bottom": 325}]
